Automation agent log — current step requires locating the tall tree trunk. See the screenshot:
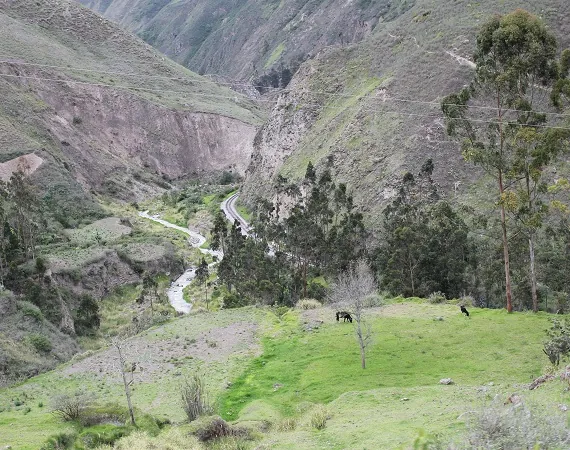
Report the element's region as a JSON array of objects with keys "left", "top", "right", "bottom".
[
  {"left": 116, "top": 343, "right": 136, "bottom": 426},
  {"left": 529, "top": 233, "right": 538, "bottom": 312},
  {"left": 360, "top": 345, "right": 366, "bottom": 369},
  {"left": 408, "top": 248, "right": 415, "bottom": 296},
  {"left": 303, "top": 261, "right": 307, "bottom": 299},
  {"left": 356, "top": 321, "right": 366, "bottom": 369},
  {"left": 525, "top": 171, "right": 539, "bottom": 312},
  {"left": 498, "top": 172, "right": 513, "bottom": 313},
  {"left": 497, "top": 90, "right": 513, "bottom": 313}
]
